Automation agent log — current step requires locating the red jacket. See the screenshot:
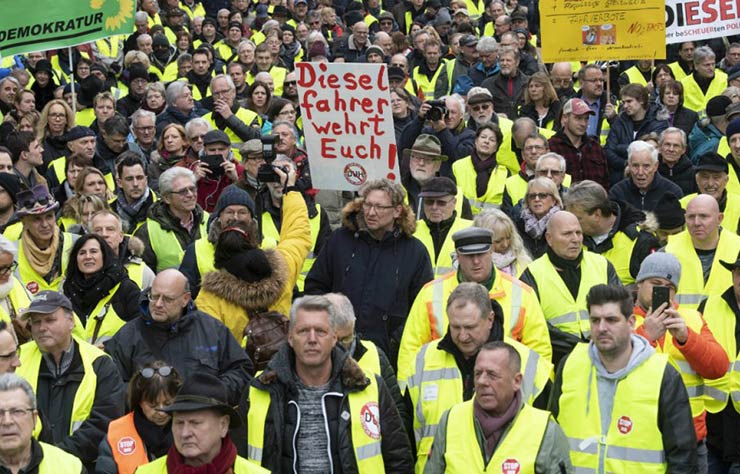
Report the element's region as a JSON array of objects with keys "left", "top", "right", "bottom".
[{"left": 176, "top": 153, "right": 245, "bottom": 212}]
